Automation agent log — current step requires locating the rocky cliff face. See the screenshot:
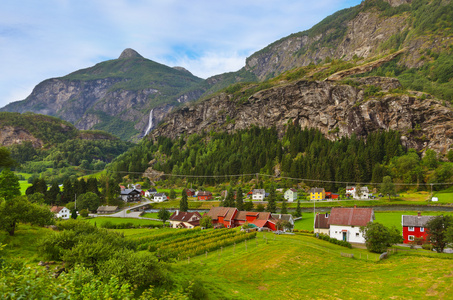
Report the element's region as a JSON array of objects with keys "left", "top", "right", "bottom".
[
  {"left": 245, "top": 0, "right": 450, "bottom": 80},
  {"left": 0, "top": 126, "right": 43, "bottom": 148},
  {"left": 151, "top": 77, "right": 453, "bottom": 154}
]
